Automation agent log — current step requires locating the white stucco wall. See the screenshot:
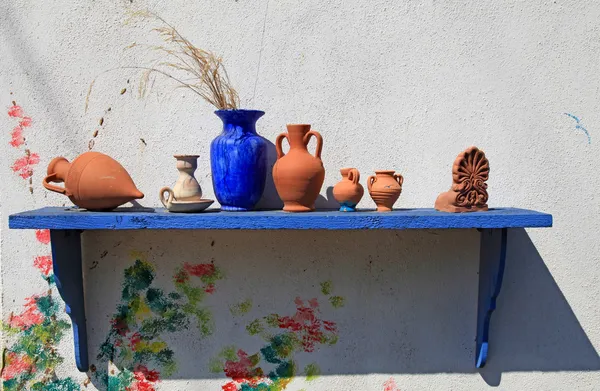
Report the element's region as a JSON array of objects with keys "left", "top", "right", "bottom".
[{"left": 1, "top": 0, "right": 599, "bottom": 390}]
